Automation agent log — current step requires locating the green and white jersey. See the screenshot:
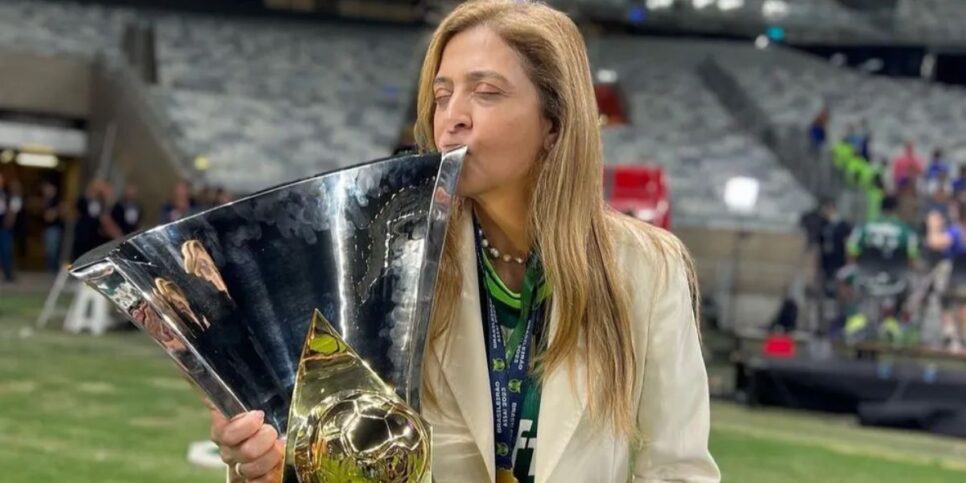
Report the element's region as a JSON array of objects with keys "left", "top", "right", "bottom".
[{"left": 847, "top": 215, "right": 919, "bottom": 261}]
